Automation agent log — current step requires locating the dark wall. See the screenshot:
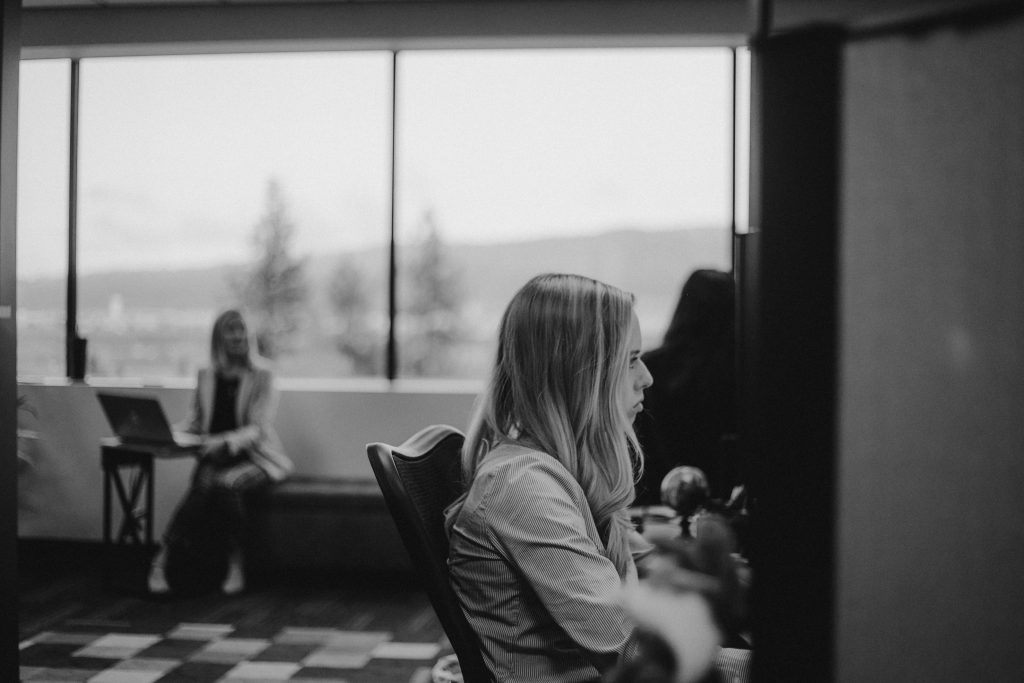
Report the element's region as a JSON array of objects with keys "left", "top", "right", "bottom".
[
  {"left": 836, "top": 9, "right": 1024, "bottom": 682},
  {"left": 1, "top": 0, "right": 21, "bottom": 677}
]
